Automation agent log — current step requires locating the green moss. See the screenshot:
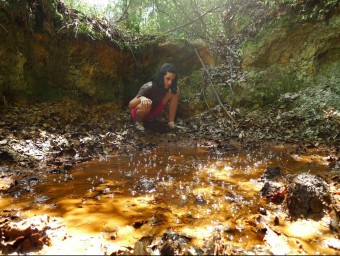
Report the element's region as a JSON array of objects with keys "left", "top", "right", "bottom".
[
  {"left": 231, "top": 70, "right": 305, "bottom": 108},
  {"left": 75, "top": 22, "right": 106, "bottom": 40},
  {"left": 24, "top": 76, "right": 64, "bottom": 101},
  {"left": 180, "top": 71, "right": 203, "bottom": 100}
]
